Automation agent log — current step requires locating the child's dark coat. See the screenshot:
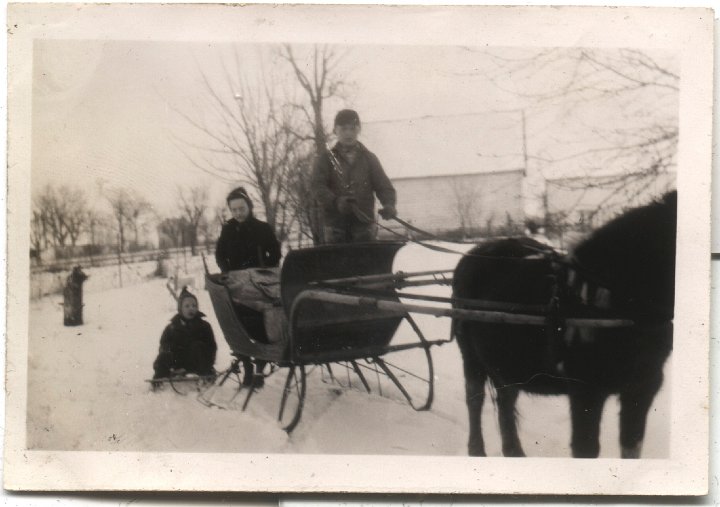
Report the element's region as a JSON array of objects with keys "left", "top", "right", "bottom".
[{"left": 152, "top": 312, "right": 217, "bottom": 378}]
